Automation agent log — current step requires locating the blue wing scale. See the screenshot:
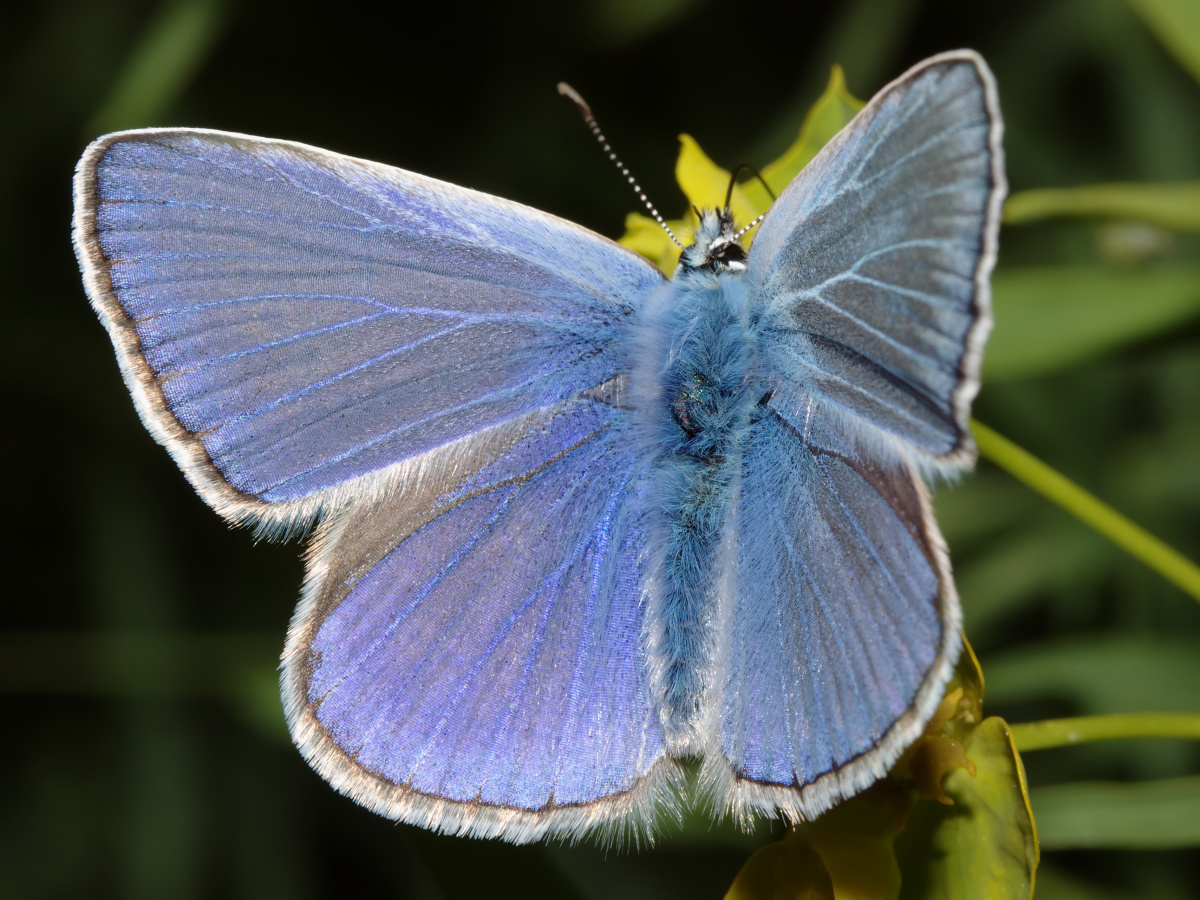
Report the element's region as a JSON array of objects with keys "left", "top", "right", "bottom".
[
  {"left": 709, "top": 399, "right": 959, "bottom": 821},
  {"left": 76, "top": 130, "right": 663, "bottom": 522},
  {"left": 283, "top": 401, "right": 675, "bottom": 841},
  {"left": 750, "top": 55, "right": 1004, "bottom": 464}
]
